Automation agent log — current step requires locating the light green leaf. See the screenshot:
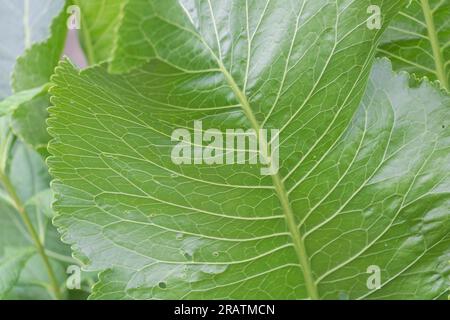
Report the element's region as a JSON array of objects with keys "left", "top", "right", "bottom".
[
  {"left": 5, "top": 254, "right": 68, "bottom": 300},
  {"left": 0, "top": 0, "right": 65, "bottom": 99},
  {"left": 0, "top": 247, "right": 35, "bottom": 299},
  {"left": 48, "top": 1, "right": 450, "bottom": 300},
  {"left": 4, "top": 1, "right": 68, "bottom": 153},
  {"left": 378, "top": 0, "right": 449, "bottom": 90},
  {"left": 8, "top": 142, "right": 51, "bottom": 203},
  {"left": 11, "top": 0, "right": 67, "bottom": 92},
  {"left": 0, "top": 85, "right": 48, "bottom": 117},
  {"left": 11, "top": 91, "right": 52, "bottom": 156},
  {"left": 73, "top": 0, "right": 123, "bottom": 64},
  {"left": 0, "top": 84, "right": 53, "bottom": 156}
]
